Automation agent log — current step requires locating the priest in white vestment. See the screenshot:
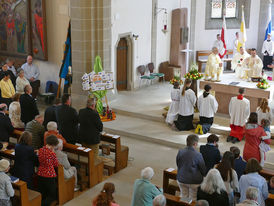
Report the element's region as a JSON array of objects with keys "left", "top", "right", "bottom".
[
  {"left": 227, "top": 88, "right": 250, "bottom": 143},
  {"left": 232, "top": 47, "right": 250, "bottom": 79},
  {"left": 262, "top": 33, "right": 274, "bottom": 70},
  {"left": 243, "top": 48, "right": 263, "bottom": 79},
  {"left": 196, "top": 84, "right": 218, "bottom": 134},
  {"left": 166, "top": 82, "right": 180, "bottom": 124},
  {"left": 213, "top": 34, "right": 225, "bottom": 57},
  {"left": 205, "top": 47, "right": 223, "bottom": 81},
  {"left": 233, "top": 32, "right": 239, "bottom": 55}
]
